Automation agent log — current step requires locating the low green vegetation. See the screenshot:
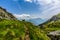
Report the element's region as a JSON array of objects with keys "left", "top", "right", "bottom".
[
  {"left": 1, "top": 7, "right": 60, "bottom": 40},
  {"left": 0, "top": 7, "right": 51, "bottom": 40},
  {"left": 0, "top": 19, "right": 50, "bottom": 40},
  {"left": 40, "top": 20, "right": 60, "bottom": 34}
]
